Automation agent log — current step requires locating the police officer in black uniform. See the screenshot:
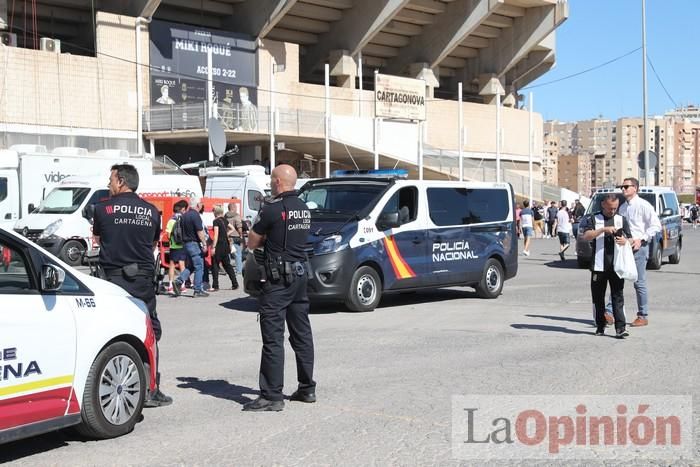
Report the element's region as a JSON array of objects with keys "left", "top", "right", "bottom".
[
  {"left": 92, "top": 163, "right": 173, "bottom": 407},
  {"left": 243, "top": 164, "right": 316, "bottom": 412}
]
